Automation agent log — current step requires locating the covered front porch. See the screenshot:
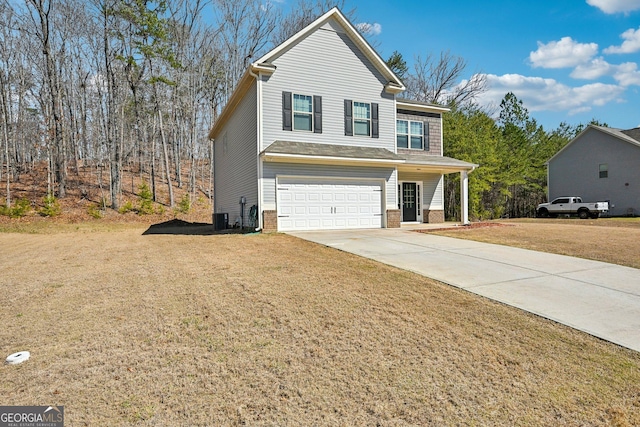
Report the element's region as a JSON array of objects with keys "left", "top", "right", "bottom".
[{"left": 397, "top": 152, "right": 477, "bottom": 225}]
